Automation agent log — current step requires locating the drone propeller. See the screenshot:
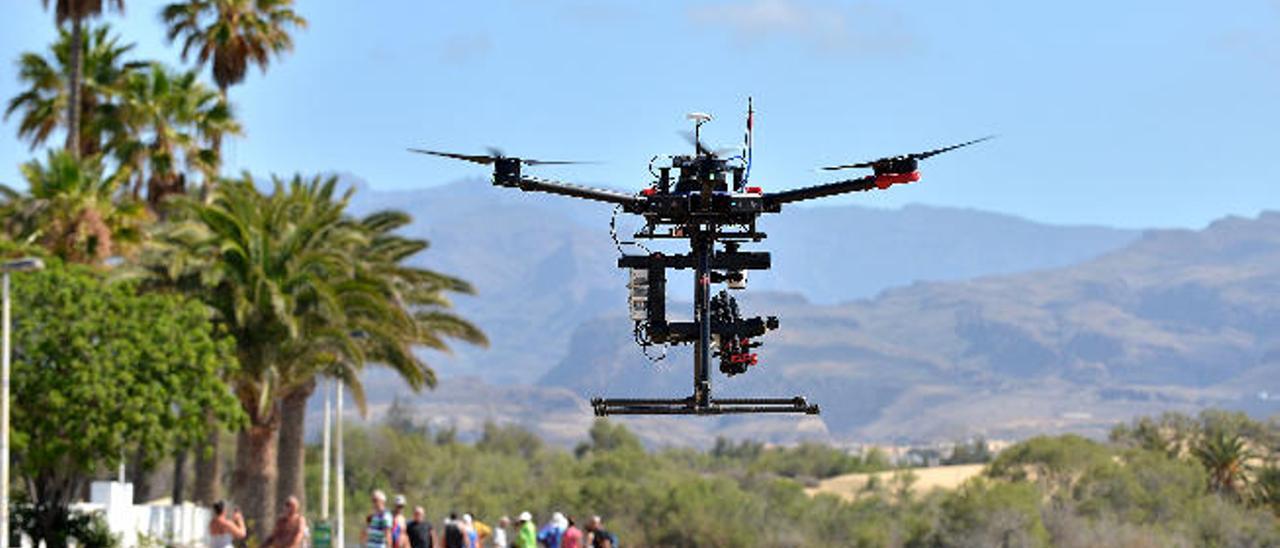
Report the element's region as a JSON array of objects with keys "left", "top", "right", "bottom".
[
  {"left": 408, "top": 147, "right": 592, "bottom": 166},
  {"left": 678, "top": 131, "right": 739, "bottom": 158},
  {"left": 820, "top": 136, "right": 994, "bottom": 171}
]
